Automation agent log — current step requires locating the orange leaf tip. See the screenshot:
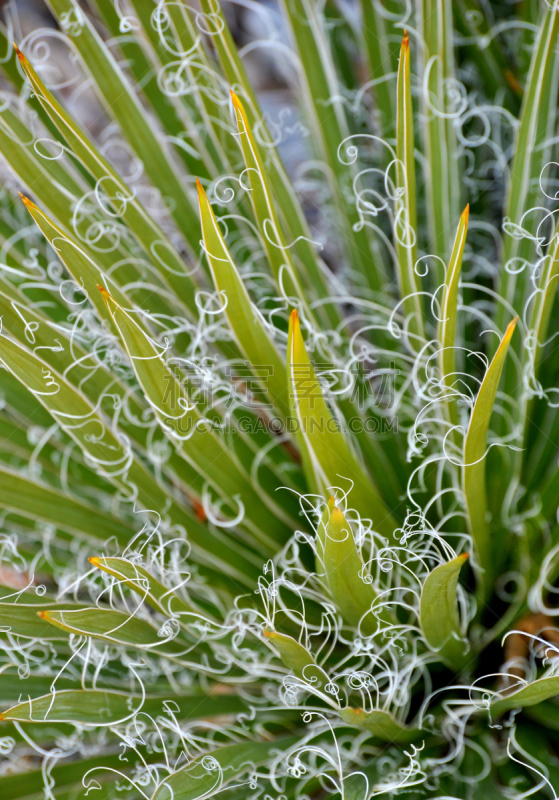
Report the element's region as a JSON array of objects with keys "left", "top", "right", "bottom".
[
  {"left": 36, "top": 610, "right": 49, "bottom": 619},
  {"left": 88, "top": 557, "right": 100, "bottom": 566},
  {"left": 402, "top": 30, "right": 409, "bottom": 48},
  {"left": 195, "top": 177, "right": 206, "bottom": 205},
  {"left": 13, "top": 43, "right": 25, "bottom": 63},
  {"left": 19, "top": 193, "right": 36, "bottom": 209},
  {"left": 97, "top": 284, "right": 111, "bottom": 301}
]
